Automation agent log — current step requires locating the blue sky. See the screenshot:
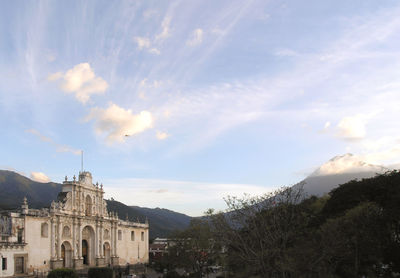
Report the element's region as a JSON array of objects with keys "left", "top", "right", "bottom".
[{"left": 1, "top": 0, "right": 400, "bottom": 216}]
